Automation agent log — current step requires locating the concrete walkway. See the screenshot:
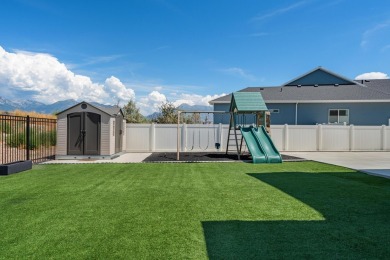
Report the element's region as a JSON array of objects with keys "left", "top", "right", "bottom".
[
  {"left": 43, "top": 153, "right": 152, "bottom": 164},
  {"left": 283, "top": 152, "right": 390, "bottom": 179}
]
